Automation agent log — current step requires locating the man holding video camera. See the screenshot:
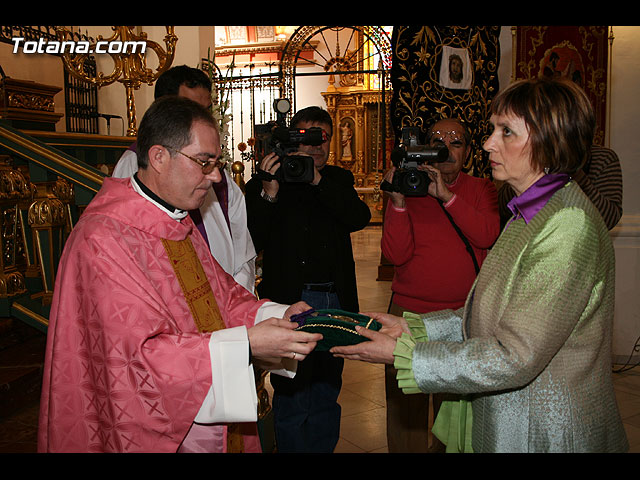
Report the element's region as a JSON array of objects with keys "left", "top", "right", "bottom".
[
  {"left": 382, "top": 118, "right": 500, "bottom": 452},
  {"left": 245, "top": 106, "right": 371, "bottom": 453}
]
